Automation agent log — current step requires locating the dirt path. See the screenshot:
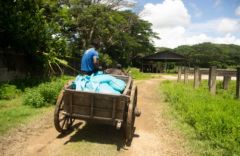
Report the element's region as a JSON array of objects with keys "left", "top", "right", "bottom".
[
  {"left": 0, "top": 78, "right": 191, "bottom": 156},
  {"left": 120, "top": 79, "right": 190, "bottom": 156}
]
